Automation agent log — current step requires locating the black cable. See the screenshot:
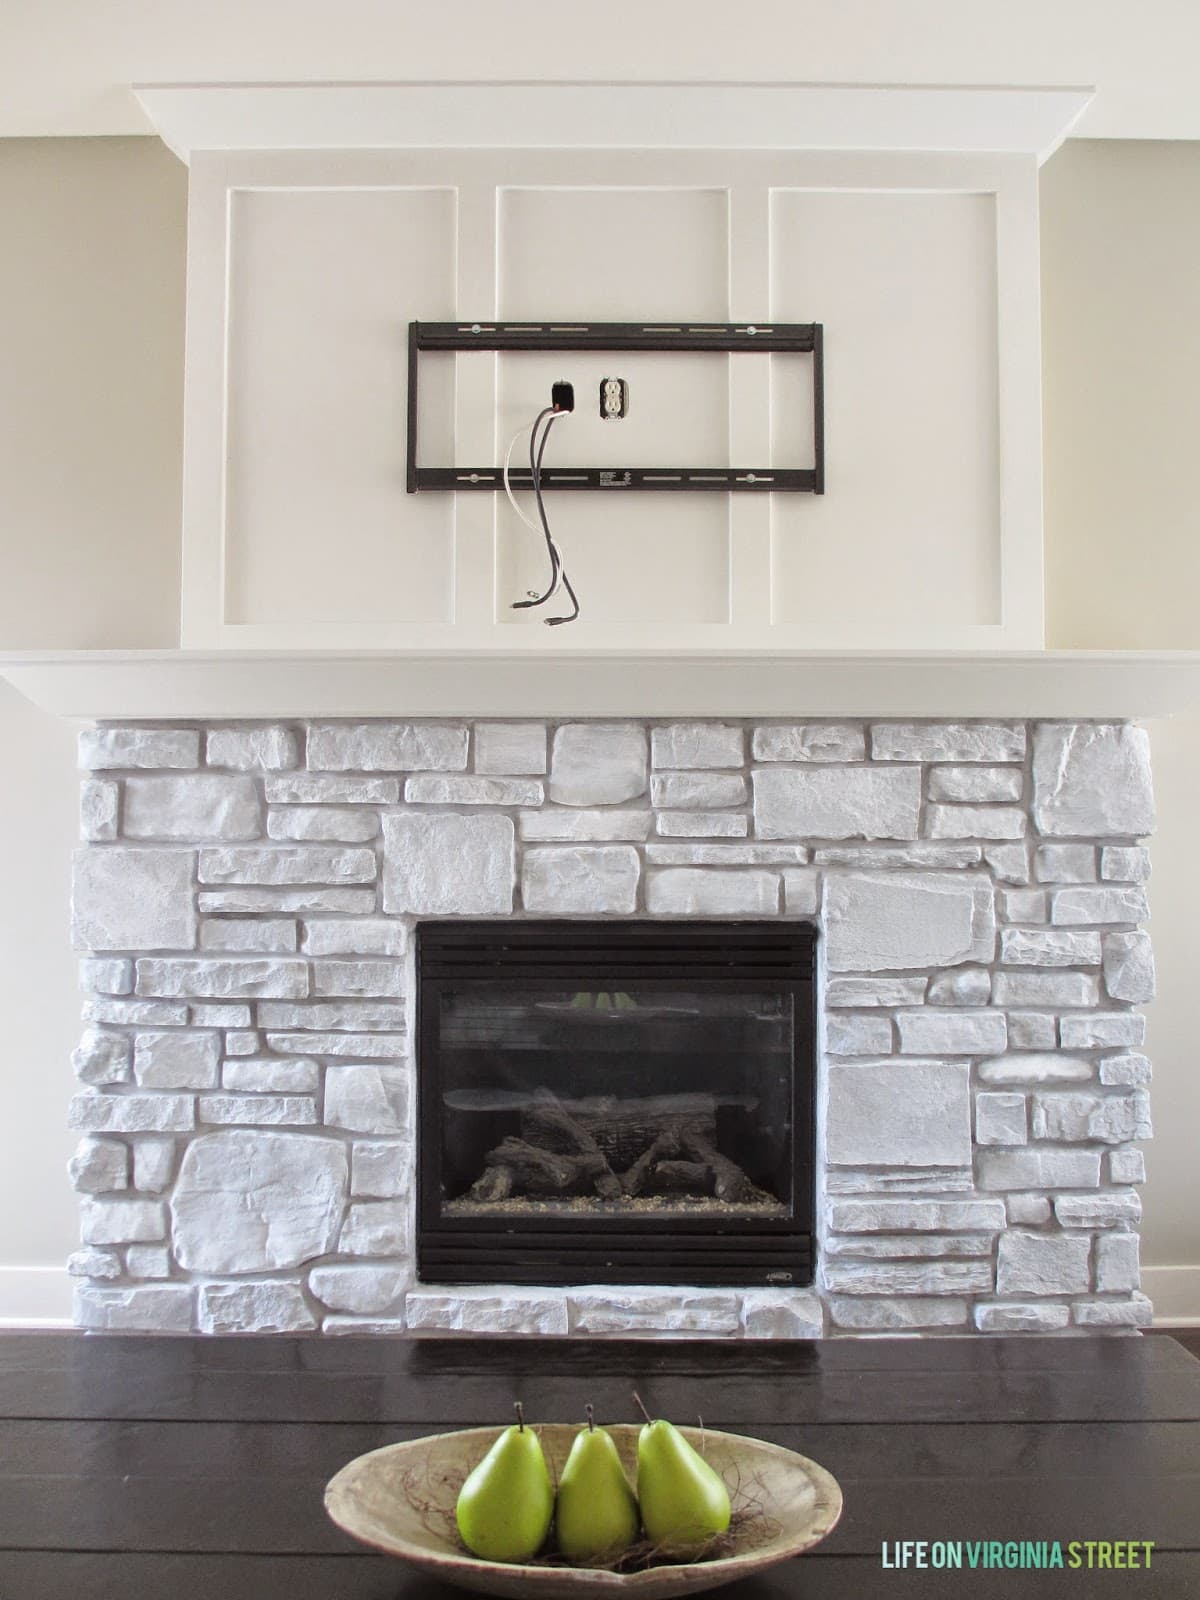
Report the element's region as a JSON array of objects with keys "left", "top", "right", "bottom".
[{"left": 510, "top": 408, "right": 559, "bottom": 610}]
